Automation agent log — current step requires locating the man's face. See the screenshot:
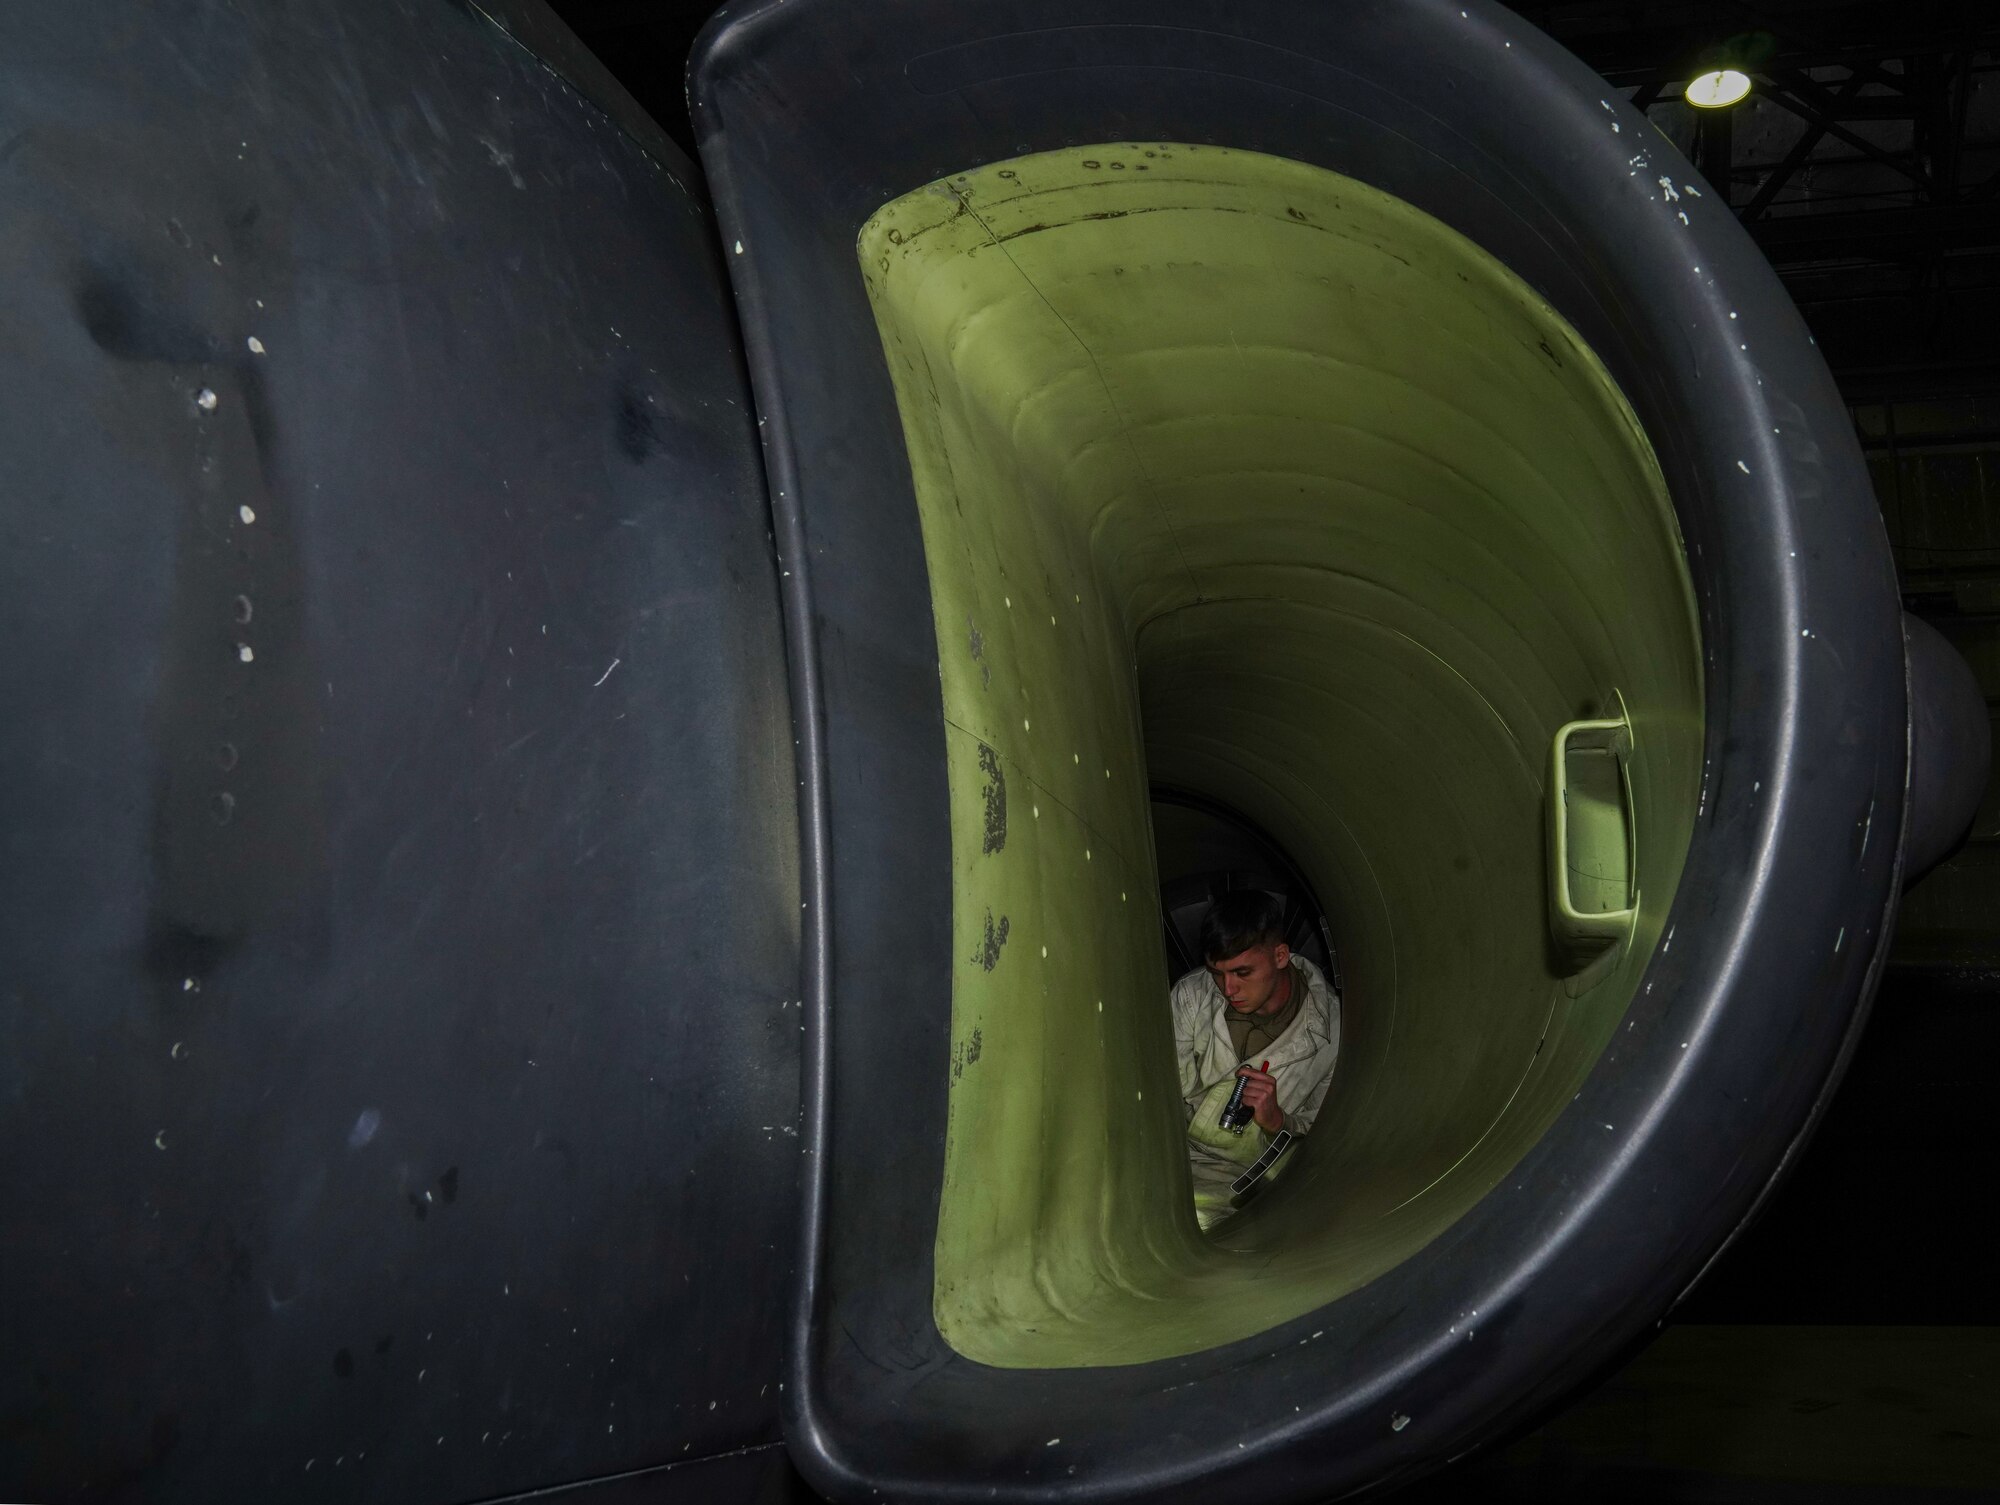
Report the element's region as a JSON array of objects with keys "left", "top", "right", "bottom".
[{"left": 1206, "top": 939, "right": 1292, "bottom": 1014}]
